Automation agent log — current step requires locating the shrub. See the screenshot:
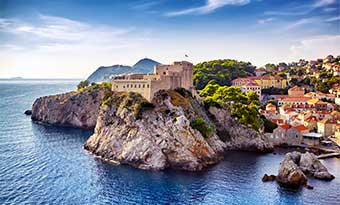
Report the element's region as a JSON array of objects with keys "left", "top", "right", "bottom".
[
  {"left": 262, "top": 116, "right": 278, "bottom": 133},
  {"left": 77, "top": 80, "right": 89, "bottom": 90},
  {"left": 190, "top": 117, "right": 215, "bottom": 139}
]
